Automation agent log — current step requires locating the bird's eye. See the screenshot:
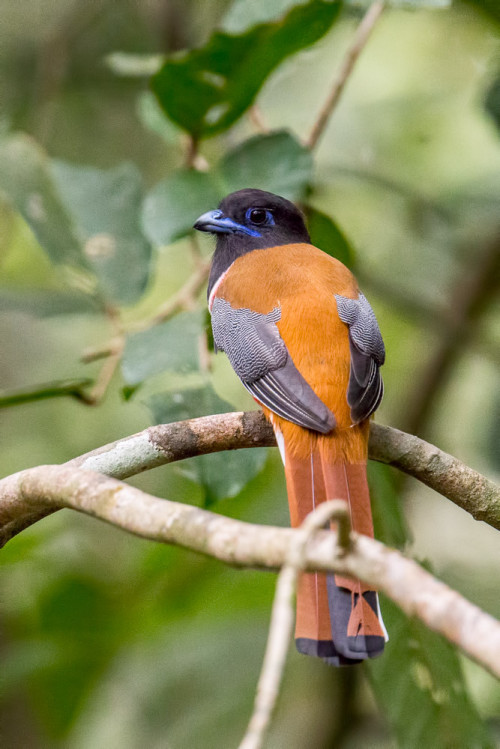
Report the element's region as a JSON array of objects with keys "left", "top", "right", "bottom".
[{"left": 246, "top": 208, "right": 274, "bottom": 226}]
